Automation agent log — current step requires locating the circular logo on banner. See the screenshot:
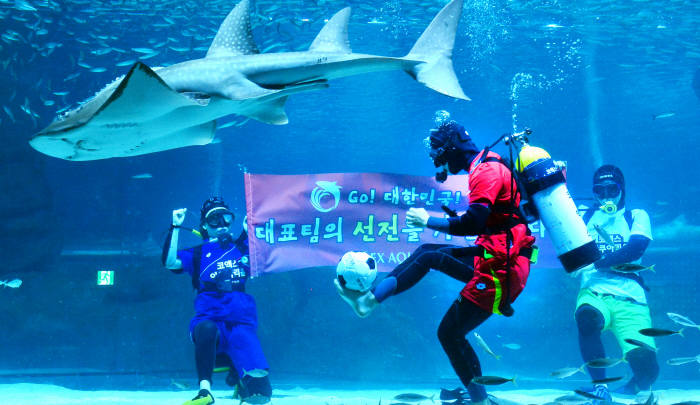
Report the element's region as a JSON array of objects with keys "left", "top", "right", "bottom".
[{"left": 310, "top": 181, "right": 342, "bottom": 212}]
